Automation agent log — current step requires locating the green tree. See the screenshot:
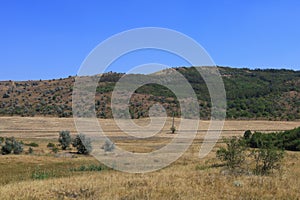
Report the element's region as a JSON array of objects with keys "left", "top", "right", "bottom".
[
  {"left": 58, "top": 130, "right": 71, "bottom": 150},
  {"left": 72, "top": 133, "right": 92, "bottom": 155}
]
